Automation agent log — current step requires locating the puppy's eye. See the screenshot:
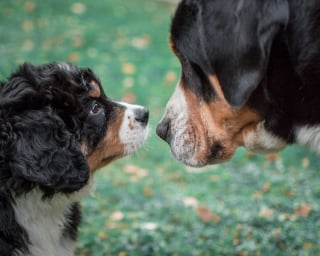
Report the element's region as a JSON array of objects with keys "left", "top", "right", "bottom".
[{"left": 90, "top": 102, "right": 102, "bottom": 115}]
